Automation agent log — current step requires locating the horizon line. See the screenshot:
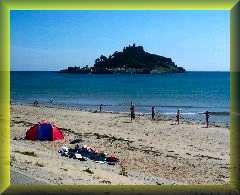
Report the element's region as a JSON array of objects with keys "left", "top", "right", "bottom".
[{"left": 10, "top": 70, "right": 230, "bottom": 72}]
